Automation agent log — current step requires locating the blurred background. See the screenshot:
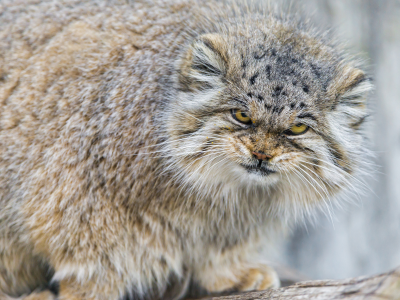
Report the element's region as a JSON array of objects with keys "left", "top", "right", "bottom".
[{"left": 272, "top": 0, "right": 400, "bottom": 281}]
